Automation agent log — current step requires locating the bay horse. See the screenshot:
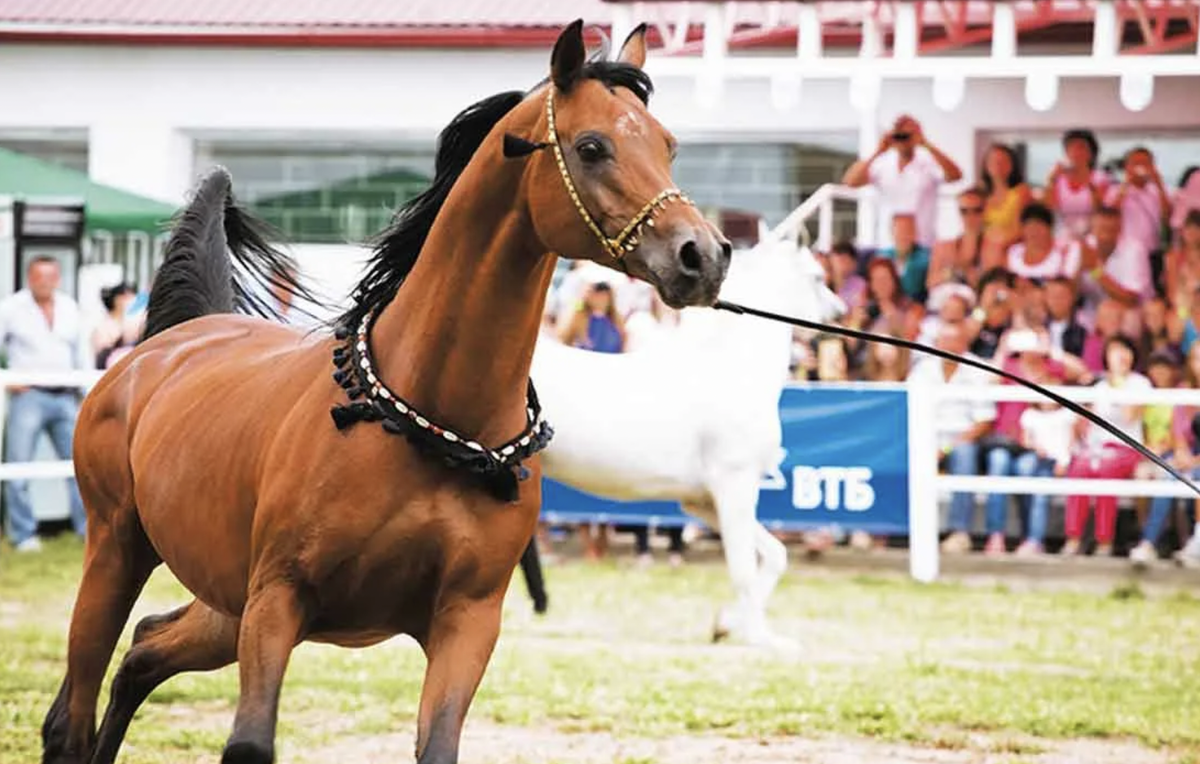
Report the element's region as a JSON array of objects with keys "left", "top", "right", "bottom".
[
  {"left": 532, "top": 238, "right": 844, "bottom": 650},
  {"left": 42, "top": 20, "right": 730, "bottom": 764}
]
